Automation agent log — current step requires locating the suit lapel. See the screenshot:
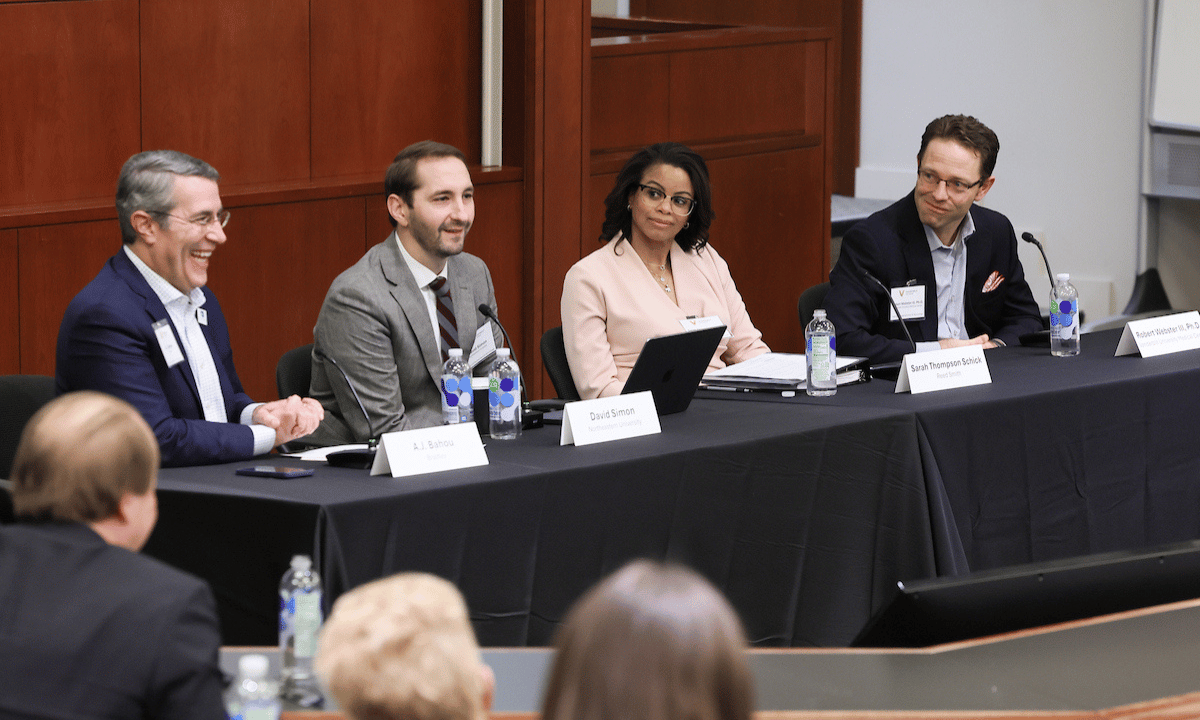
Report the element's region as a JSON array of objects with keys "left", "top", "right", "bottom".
[
  {"left": 379, "top": 234, "right": 444, "bottom": 384},
  {"left": 897, "top": 197, "right": 939, "bottom": 341}
]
